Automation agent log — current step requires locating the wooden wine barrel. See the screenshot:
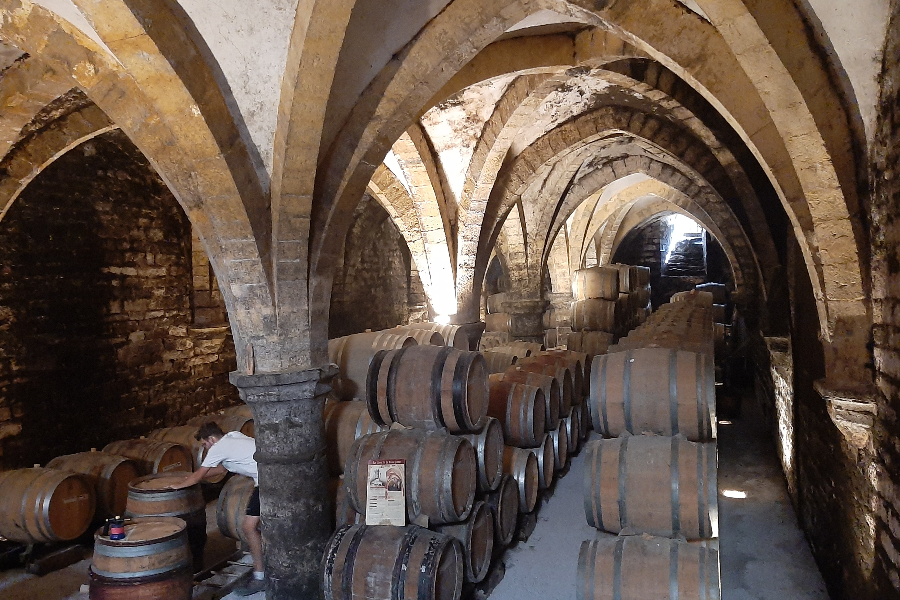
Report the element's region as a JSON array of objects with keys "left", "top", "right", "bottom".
[
  {"left": 567, "top": 331, "right": 613, "bottom": 357},
  {"left": 505, "top": 341, "right": 544, "bottom": 356},
  {"left": 346, "top": 428, "right": 477, "bottom": 525},
  {"left": 513, "top": 358, "right": 573, "bottom": 419},
  {"left": 610, "top": 264, "right": 639, "bottom": 293},
  {"left": 479, "top": 331, "right": 510, "bottom": 350},
  {"left": 579, "top": 400, "right": 591, "bottom": 441},
  {"left": 368, "top": 345, "right": 488, "bottom": 433},
  {"left": 125, "top": 474, "right": 207, "bottom": 571},
  {"left": 435, "top": 500, "right": 494, "bottom": 583},
  {"left": 695, "top": 282, "right": 727, "bottom": 304},
  {"left": 148, "top": 427, "right": 221, "bottom": 481},
  {"left": 486, "top": 292, "right": 510, "bottom": 314},
  {"left": 531, "top": 352, "right": 583, "bottom": 407},
  {"left": 331, "top": 478, "right": 362, "bottom": 530},
  {"left": 460, "top": 417, "right": 504, "bottom": 493},
  {"left": 486, "top": 376, "right": 545, "bottom": 447},
  {"left": 485, "top": 312, "right": 512, "bottom": 333},
  {"left": 220, "top": 405, "right": 252, "bottom": 418},
  {"left": 47, "top": 451, "right": 139, "bottom": 518},
  {"left": 712, "top": 304, "right": 726, "bottom": 324},
  {"left": 392, "top": 327, "right": 445, "bottom": 346},
  {"left": 535, "top": 434, "right": 554, "bottom": 490},
  {"left": 573, "top": 267, "right": 620, "bottom": 300},
  {"left": 502, "top": 446, "right": 538, "bottom": 513},
  {"left": 90, "top": 517, "right": 192, "bottom": 600},
  {"left": 577, "top": 534, "right": 720, "bottom": 600},
  {"left": 0, "top": 468, "right": 95, "bottom": 543},
  {"left": 550, "top": 421, "right": 568, "bottom": 471},
  {"left": 328, "top": 331, "right": 417, "bottom": 400},
  {"left": 544, "top": 349, "right": 590, "bottom": 397},
  {"left": 583, "top": 436, "right": 718, "bottom": 539},
  {"left": 484, "top": 474, "right": 519, "bottom": 547},
  {"left": 542, "top": 307, "right": 572, "bottom": 328},
  {"left": 589, "top": 348, "right": 716, "bottom": 441},
  {"left": 482, "top": 349, "right": 519, "bottom": 374},
  {"left": 402, "top": 322, "right": 470, "bottom": 350},
  {"left": 500, "top": 369, "right": 560, "bottom": 431},
  {"left": 103, "top": 439, "right": 193, "bottom": 476},
  {"left": 323, "top": 400, "right": 386, "bottom": 475},
  {"left": 635, "top": 265, "right": 651, "bottom": 287},
  {"left": 216, "top": 475, "right": 255, "bottom": 543},
  {"left": 565, "top": 410, "right": 581, "bottom": 454},
  {"left": 323, "top": 524, "right": 464, "bottom": 600},
  {"left": 572, "top": 299, "right": 616, "bottom": 333},
  {"left": 217, "top": 415, "right": 255, "bottom": 437},
  {"left": 671, "top": 290, "right": 714, "bottom": 306}
]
